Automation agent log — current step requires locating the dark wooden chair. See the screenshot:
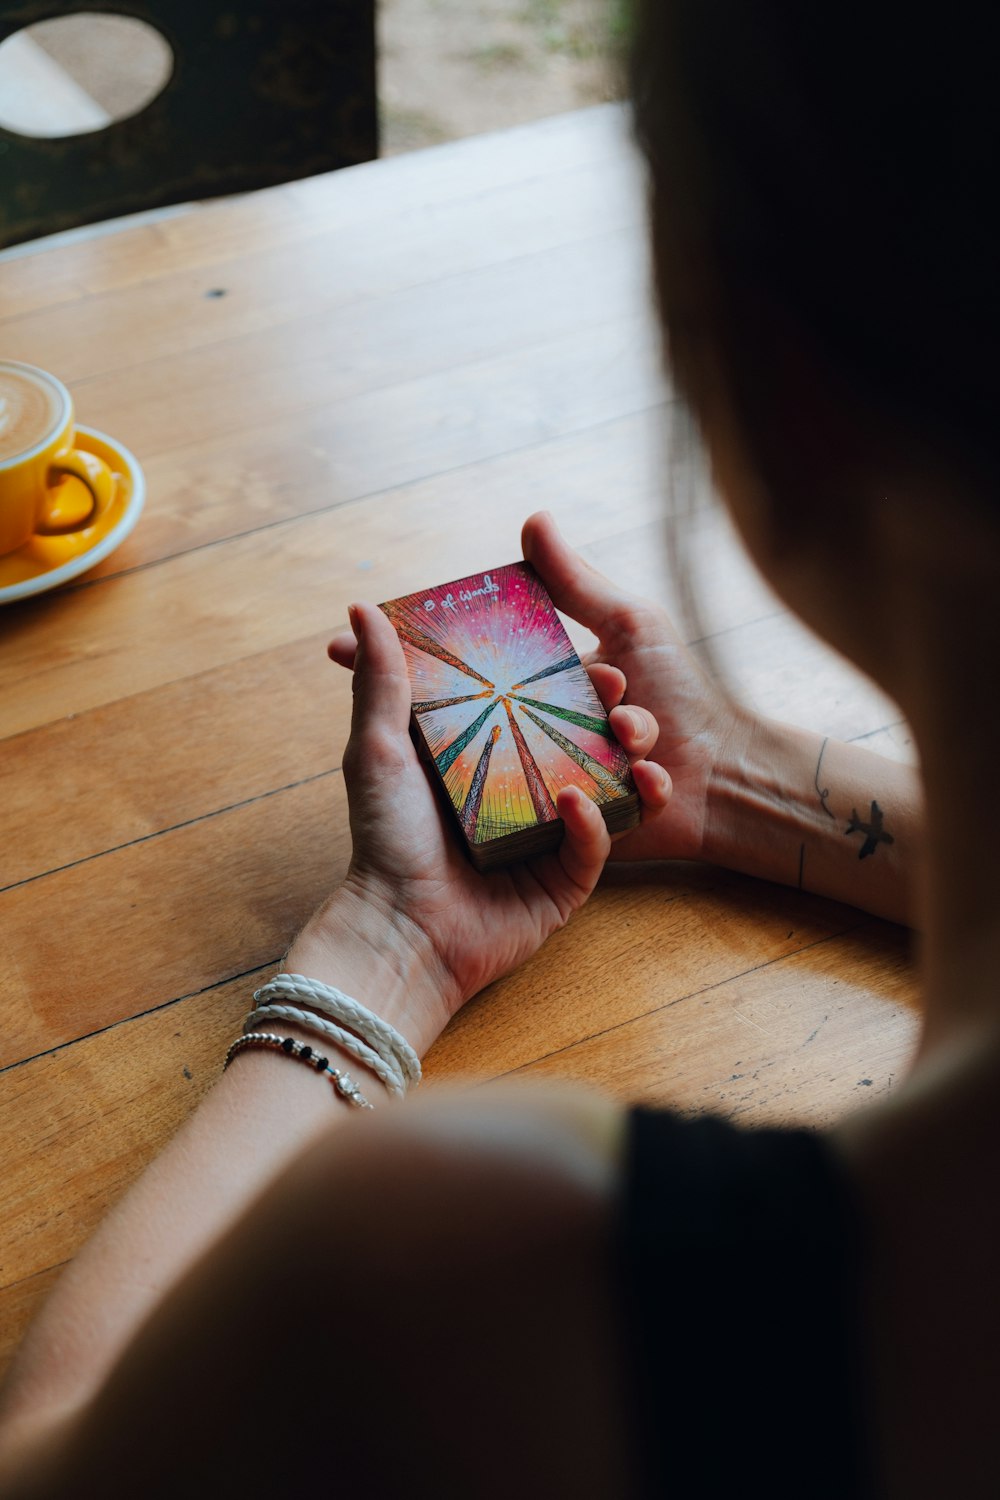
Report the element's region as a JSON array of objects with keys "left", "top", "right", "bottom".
[{"left": 0, "top": 0, "right": 377, "bottom": 249}]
